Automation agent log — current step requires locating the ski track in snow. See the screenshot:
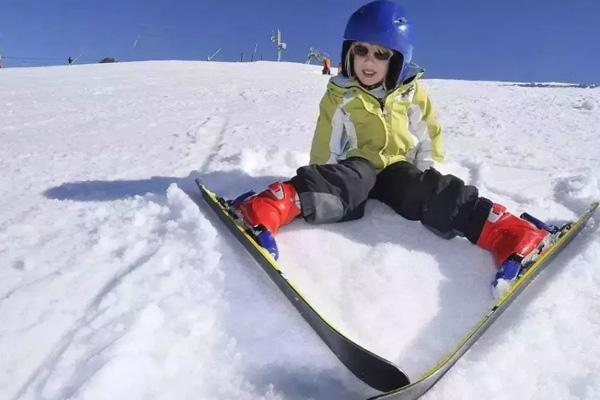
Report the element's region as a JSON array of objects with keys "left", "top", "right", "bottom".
[{"left": 1, "top": 61, "right": 599, "bottom": 400}]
